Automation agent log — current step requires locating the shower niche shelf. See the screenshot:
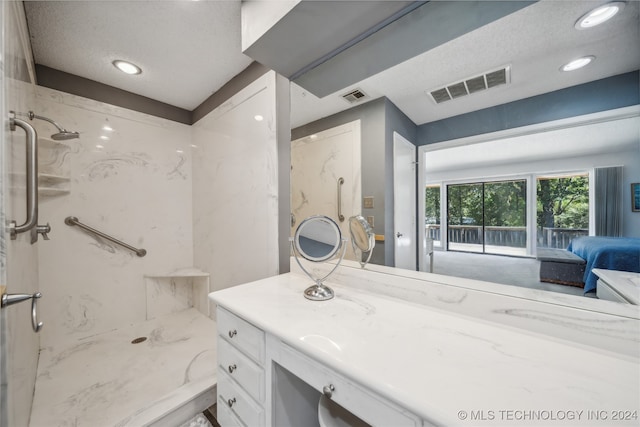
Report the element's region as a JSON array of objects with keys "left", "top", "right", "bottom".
[
  {"left": 144, "top": 268, "right": 211, "bottom": 321},
  {"left": 38, "top": 137, "right": 71, "bottom": 196},
  {"left": 9, "top": 173, "right": 71, "bottom": 196},
  {"left": 39, "top": 173, "right": 71, "bottom": 196},
  {"left": 38, "top": 137, "right": 69, "bottom": 149}
]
